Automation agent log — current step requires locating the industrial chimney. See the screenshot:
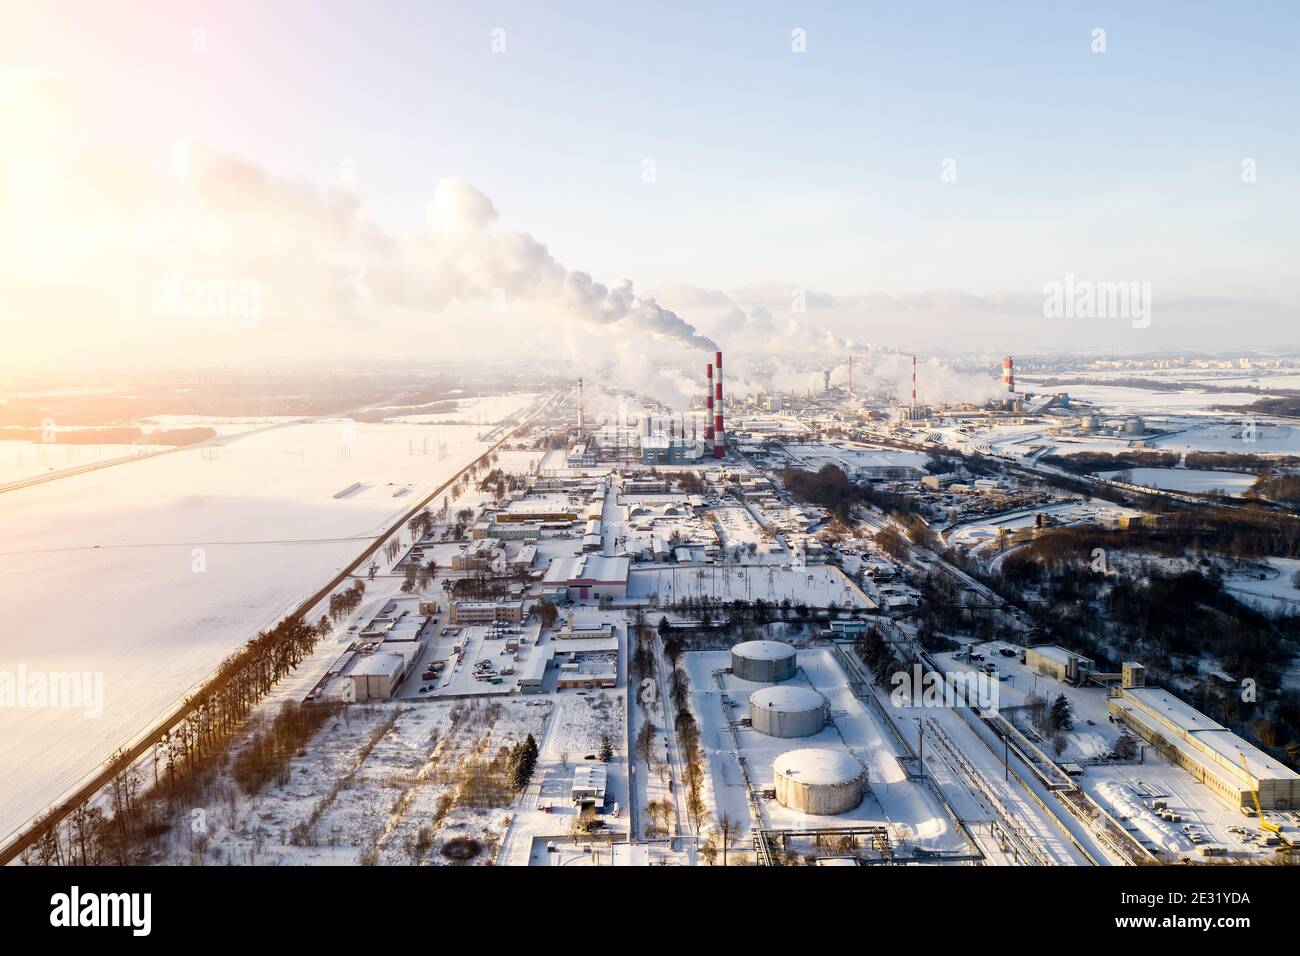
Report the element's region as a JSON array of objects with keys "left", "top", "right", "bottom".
[
  {"left": 1002, "top": 356, "right": 1015, "bottom": 393},
  {"left": 717, "top": 351, "right": 728, "bottom": 460},
  {"left": 705, "top": 362, "right": 714, "bottom": 443},
  {"left": 577, "top": 377, "right": 585, "bottom": 431},
  {"left": 911, "top": 356, "right": 917, "bottom": 409}
]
